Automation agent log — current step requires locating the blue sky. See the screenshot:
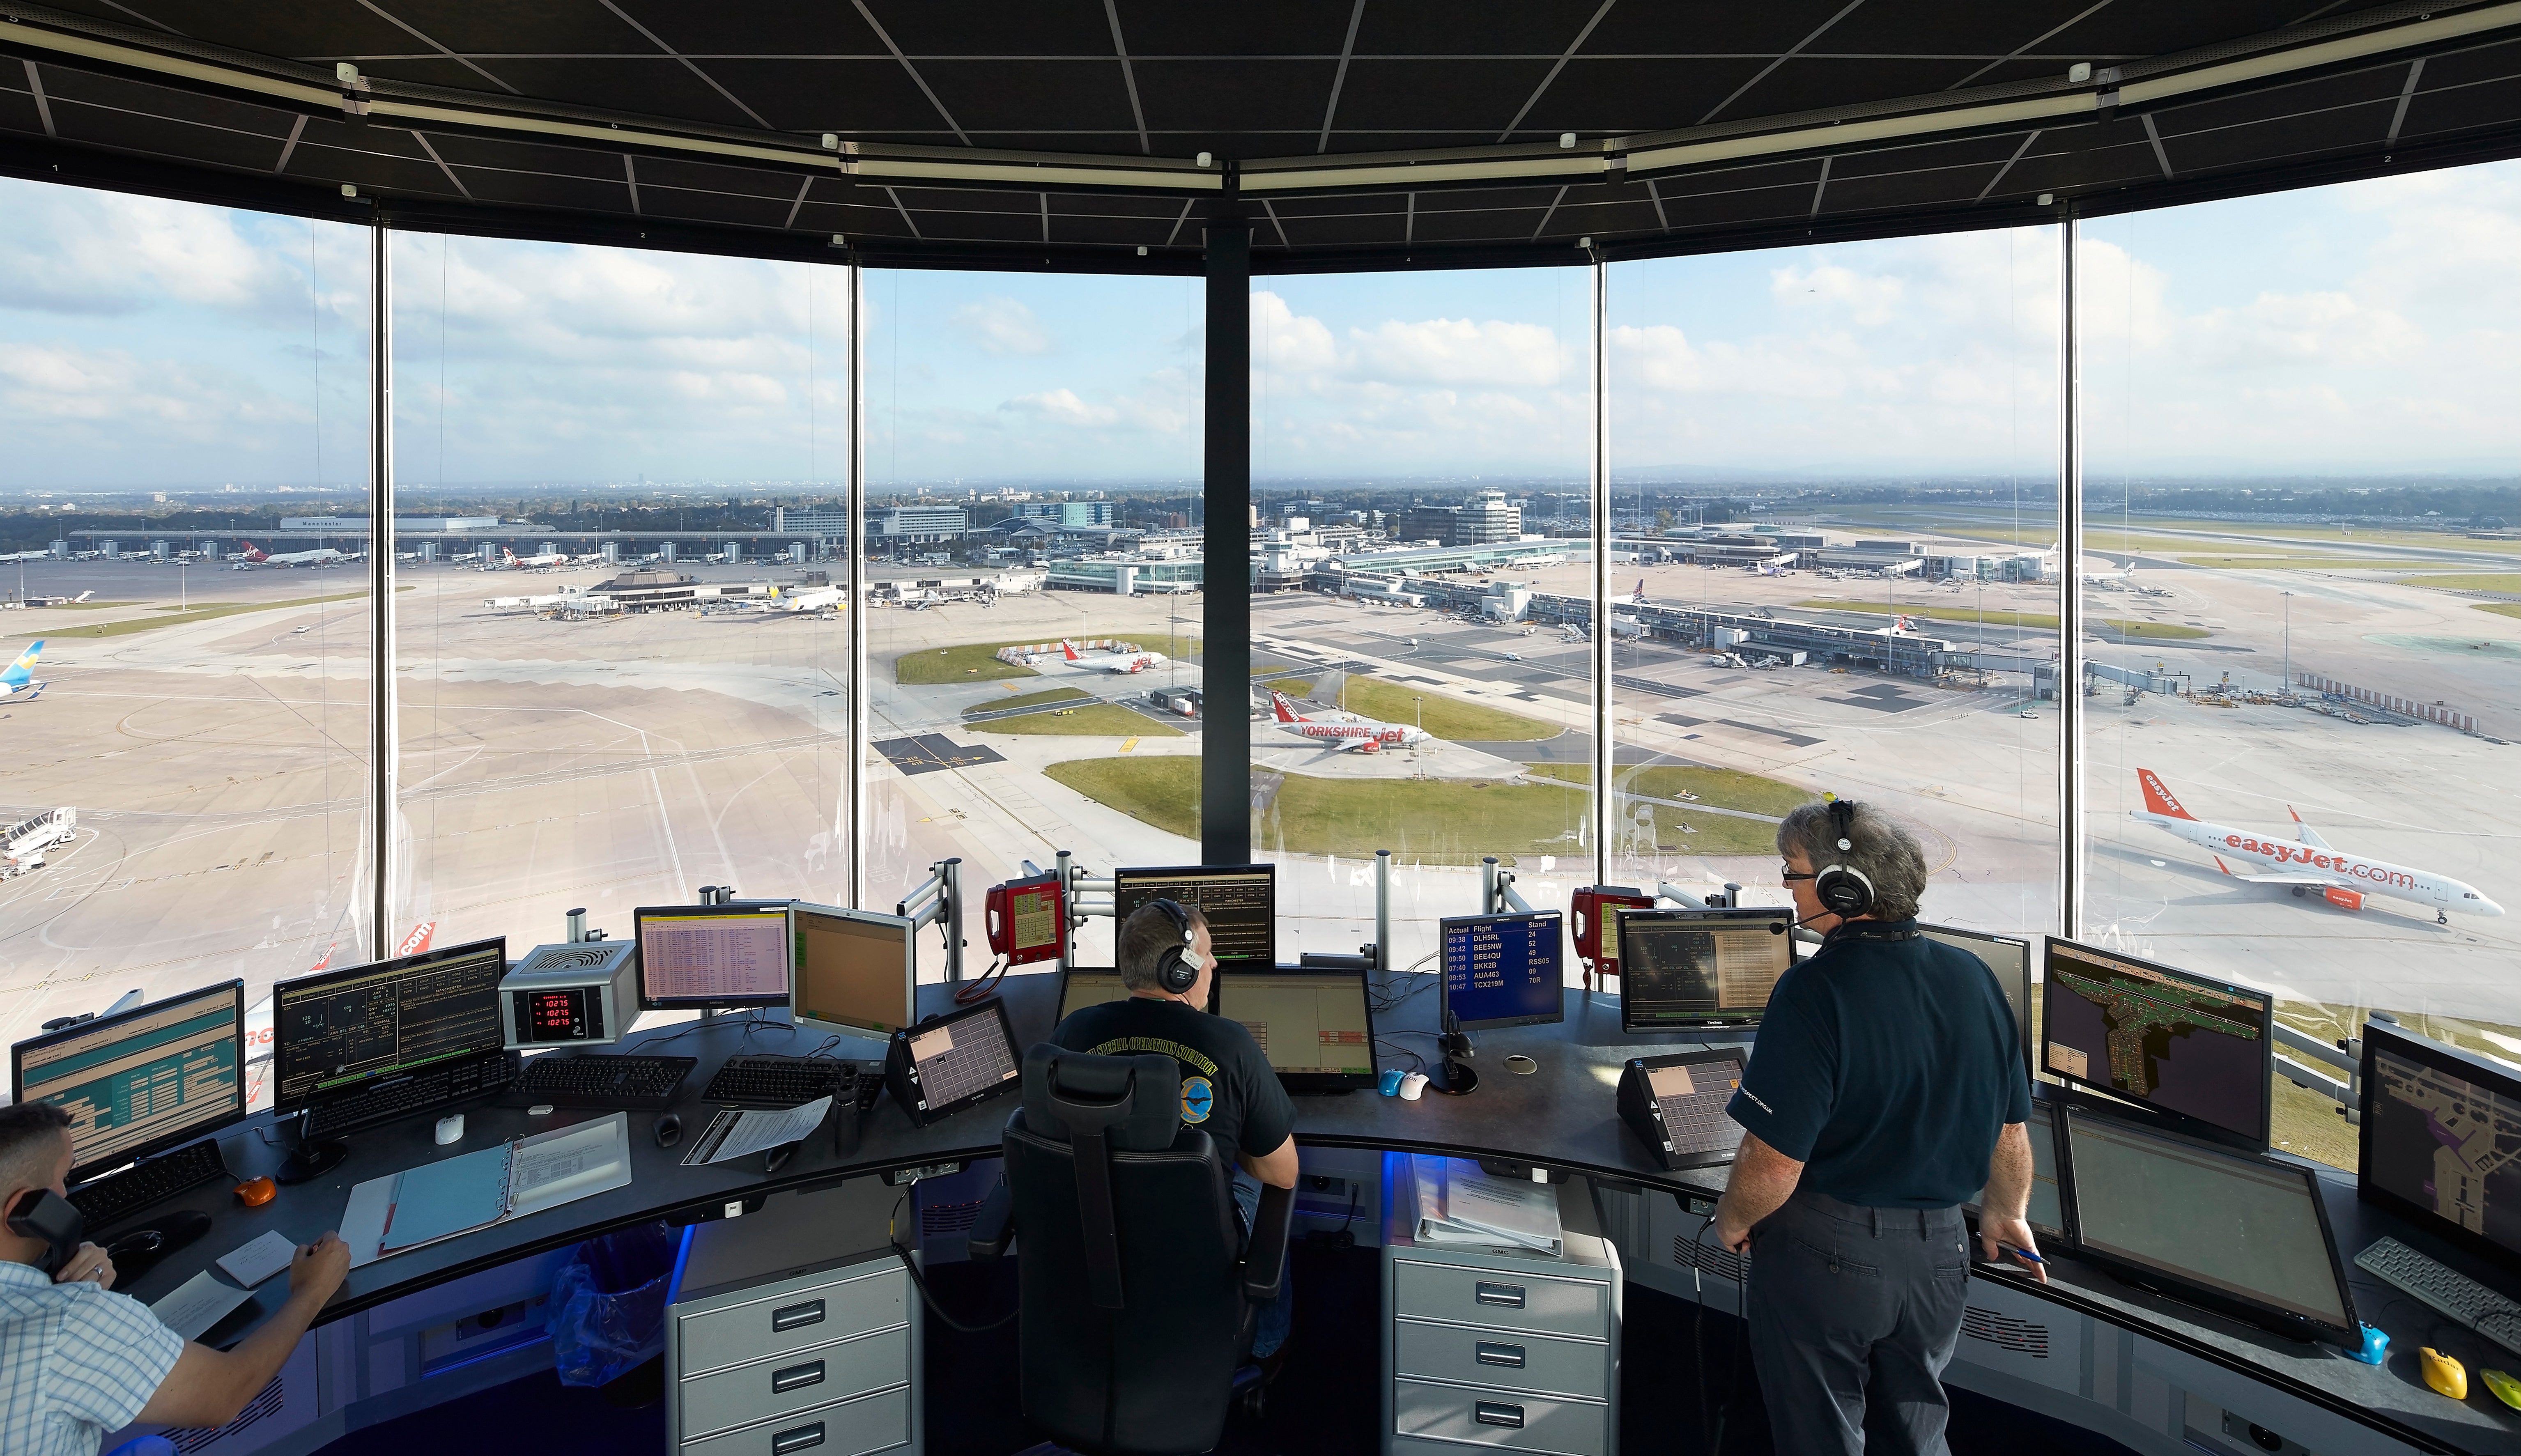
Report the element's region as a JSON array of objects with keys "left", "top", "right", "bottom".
[{"left": 1, "top": 160, "right": 2514, "bottom": 491}]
